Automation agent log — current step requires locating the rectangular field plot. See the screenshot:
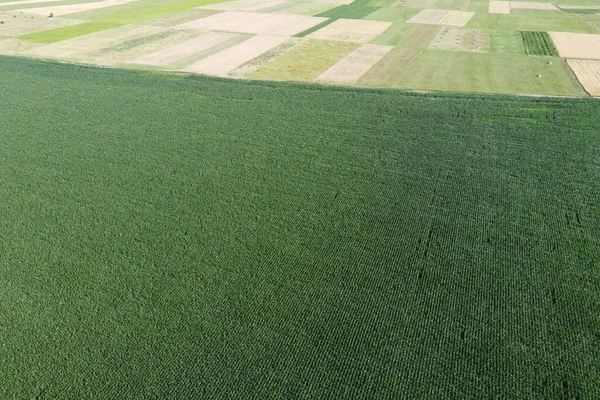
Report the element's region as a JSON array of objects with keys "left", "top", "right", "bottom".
[
  {"left": 407, "top": 9, "right": 474, "bottom": 27},
  {"left": 549, "top": 31, "right": 600, "bottom": 59},
  {"left": 489, "top": 1, "right": 511, "bottom": 14},
  {"left": 177, "top": 11, "right": 327, "bottom": 36},
  {"left": 315, "top": 43, "right": 392, "bottom": 84},
  {"left": 307, "top": 18, "right": 391, "bottom": 43},
  {"left": 133, "top": 31, "right": 237, "bottom": 66},
  {"left": 387, "top": 50, "right": 581, "bottom": 95},
  {"left": 430, "top": 27, "right": 490, "bottom": 52},
  {"left": 521, "top": 31, "right": 558, "bottom": 56},
  {"left": 567, "top": 59, "right": 600, "bottom": 96},
  {"left": 182, "top": 34, "right": 289, "bottom": 75},
  {"left": 247, "top": 38, "right": 359, "bottom": 81}
]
